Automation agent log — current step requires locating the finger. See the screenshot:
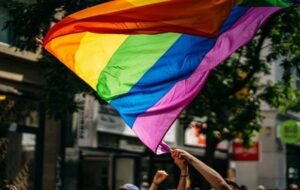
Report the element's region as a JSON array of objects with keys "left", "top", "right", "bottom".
[
  {"left": 171, "top": 152, "right": 177, "bottom": 158},
  {"left": 178, "top": 152, "right": 184, "bottom": 159},
  {"left": 171, "top": 151, "right": 175, "bottom": 157},
  {"left": 35, "top": 38, "right": 43, "bottom": 45}
]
